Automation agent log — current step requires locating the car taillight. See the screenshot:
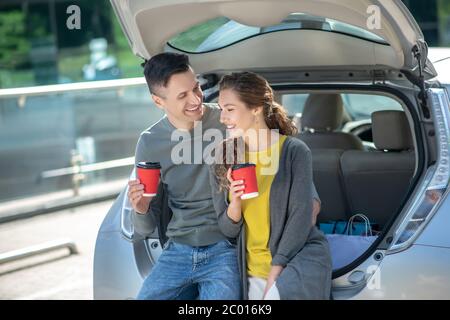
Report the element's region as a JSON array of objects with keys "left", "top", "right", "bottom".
[{"left": 389, "top": 88, "right": 450, "bottom": 252}]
